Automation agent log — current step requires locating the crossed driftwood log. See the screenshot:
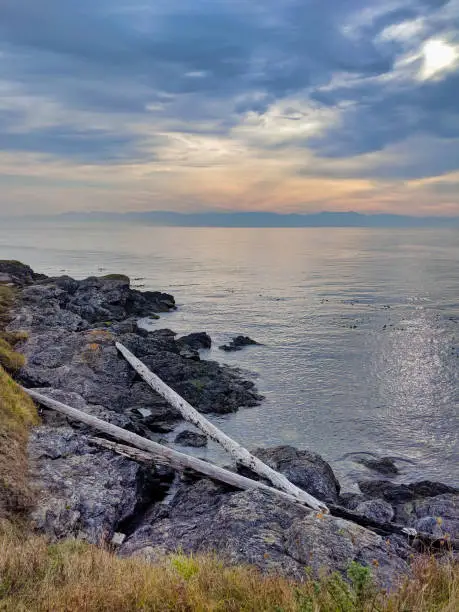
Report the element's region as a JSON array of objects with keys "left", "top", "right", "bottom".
[{"left": 24, "top": 342, "right": 458, "bottom": 549}]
